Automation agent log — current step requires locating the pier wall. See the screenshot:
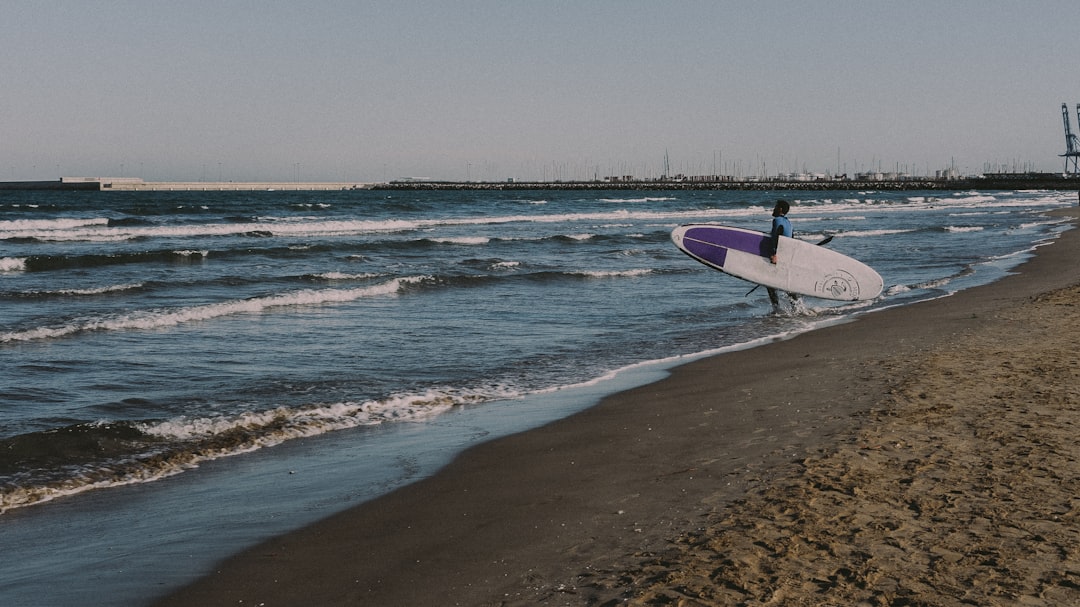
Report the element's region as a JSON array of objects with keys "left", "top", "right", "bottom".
[
  {"left": 0, "top": 180, "right": 101, "bottom": 191},
  {"left": 0, "top": 179, "right": 374, "bottom": 192},
  {"left": 99, "top": 181, "right": 373, "bottom": 191}
]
